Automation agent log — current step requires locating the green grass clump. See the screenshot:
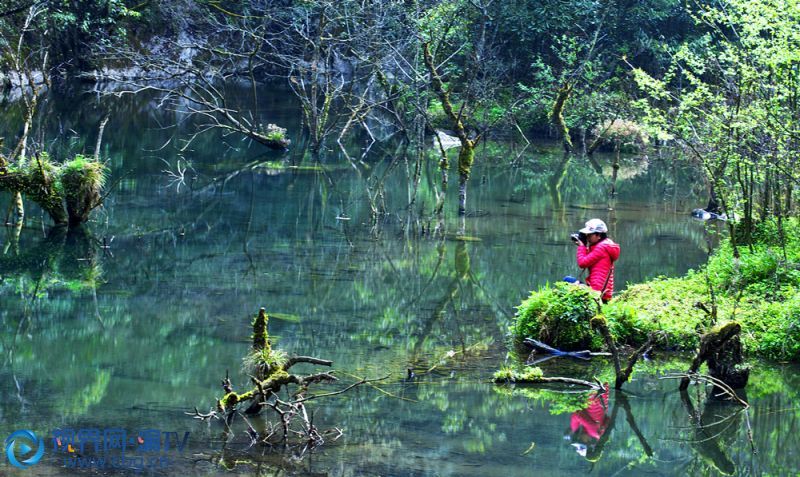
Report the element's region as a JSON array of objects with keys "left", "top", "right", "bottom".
[
  {"left": 603, "top": 273, "right": 708, "bottom": 350},
  {"left": 493, "top": 365, "right": 544, "bottom": 382},
  {"left": 60, "top": 154, "right": 107, "bottom": 192},
  {"left": 512, "top": 282, "right": 602, "bottom": 351}
]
